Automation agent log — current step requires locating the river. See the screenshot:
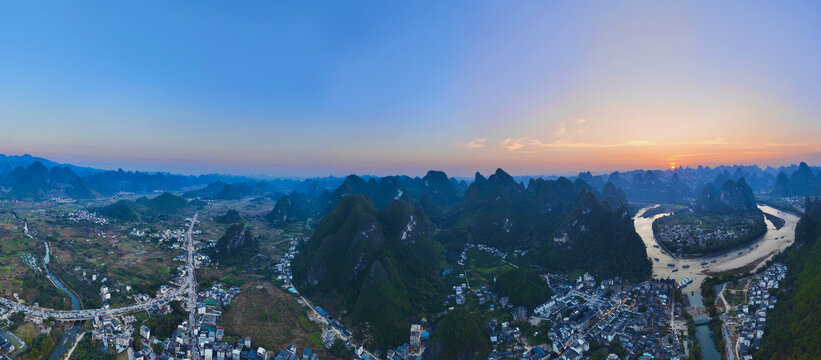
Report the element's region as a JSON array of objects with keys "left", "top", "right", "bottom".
[
  {"left": 43, "top": 243, "right": 83, "bottom": 360},
  {"left": 633, "top": 204, "right": 799, "bottom": 360}
]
